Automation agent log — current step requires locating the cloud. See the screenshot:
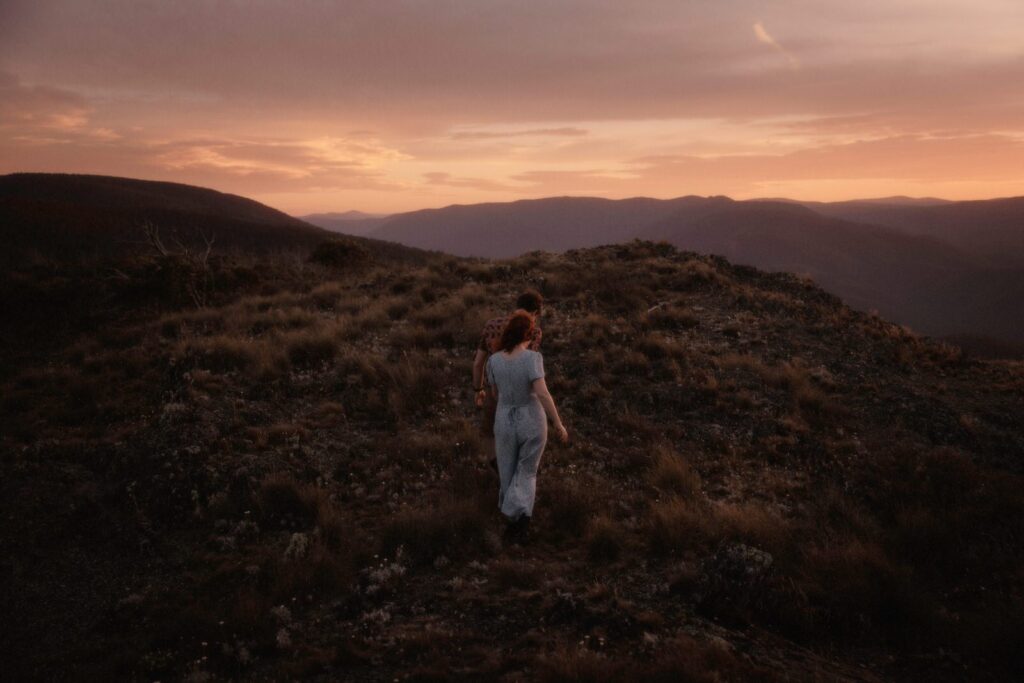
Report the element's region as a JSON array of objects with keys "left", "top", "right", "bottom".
[
  {"left": 147, "top": 136, "right": 408, "bottom": 192},
  {"left": 449, "top": 127, "right": 589, "bottom": 140},
  {"left": 0, "top": 72, "right": 92, "bottom": 132},
  {"left": 422, "top": 172, "right": 520, "bottom": 192},
  {"left": 3, "top": 2, "right": 1024, "bottom": 211},
  {"left": 753, "top": 21, "right": 799, "bottom": 68}
]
